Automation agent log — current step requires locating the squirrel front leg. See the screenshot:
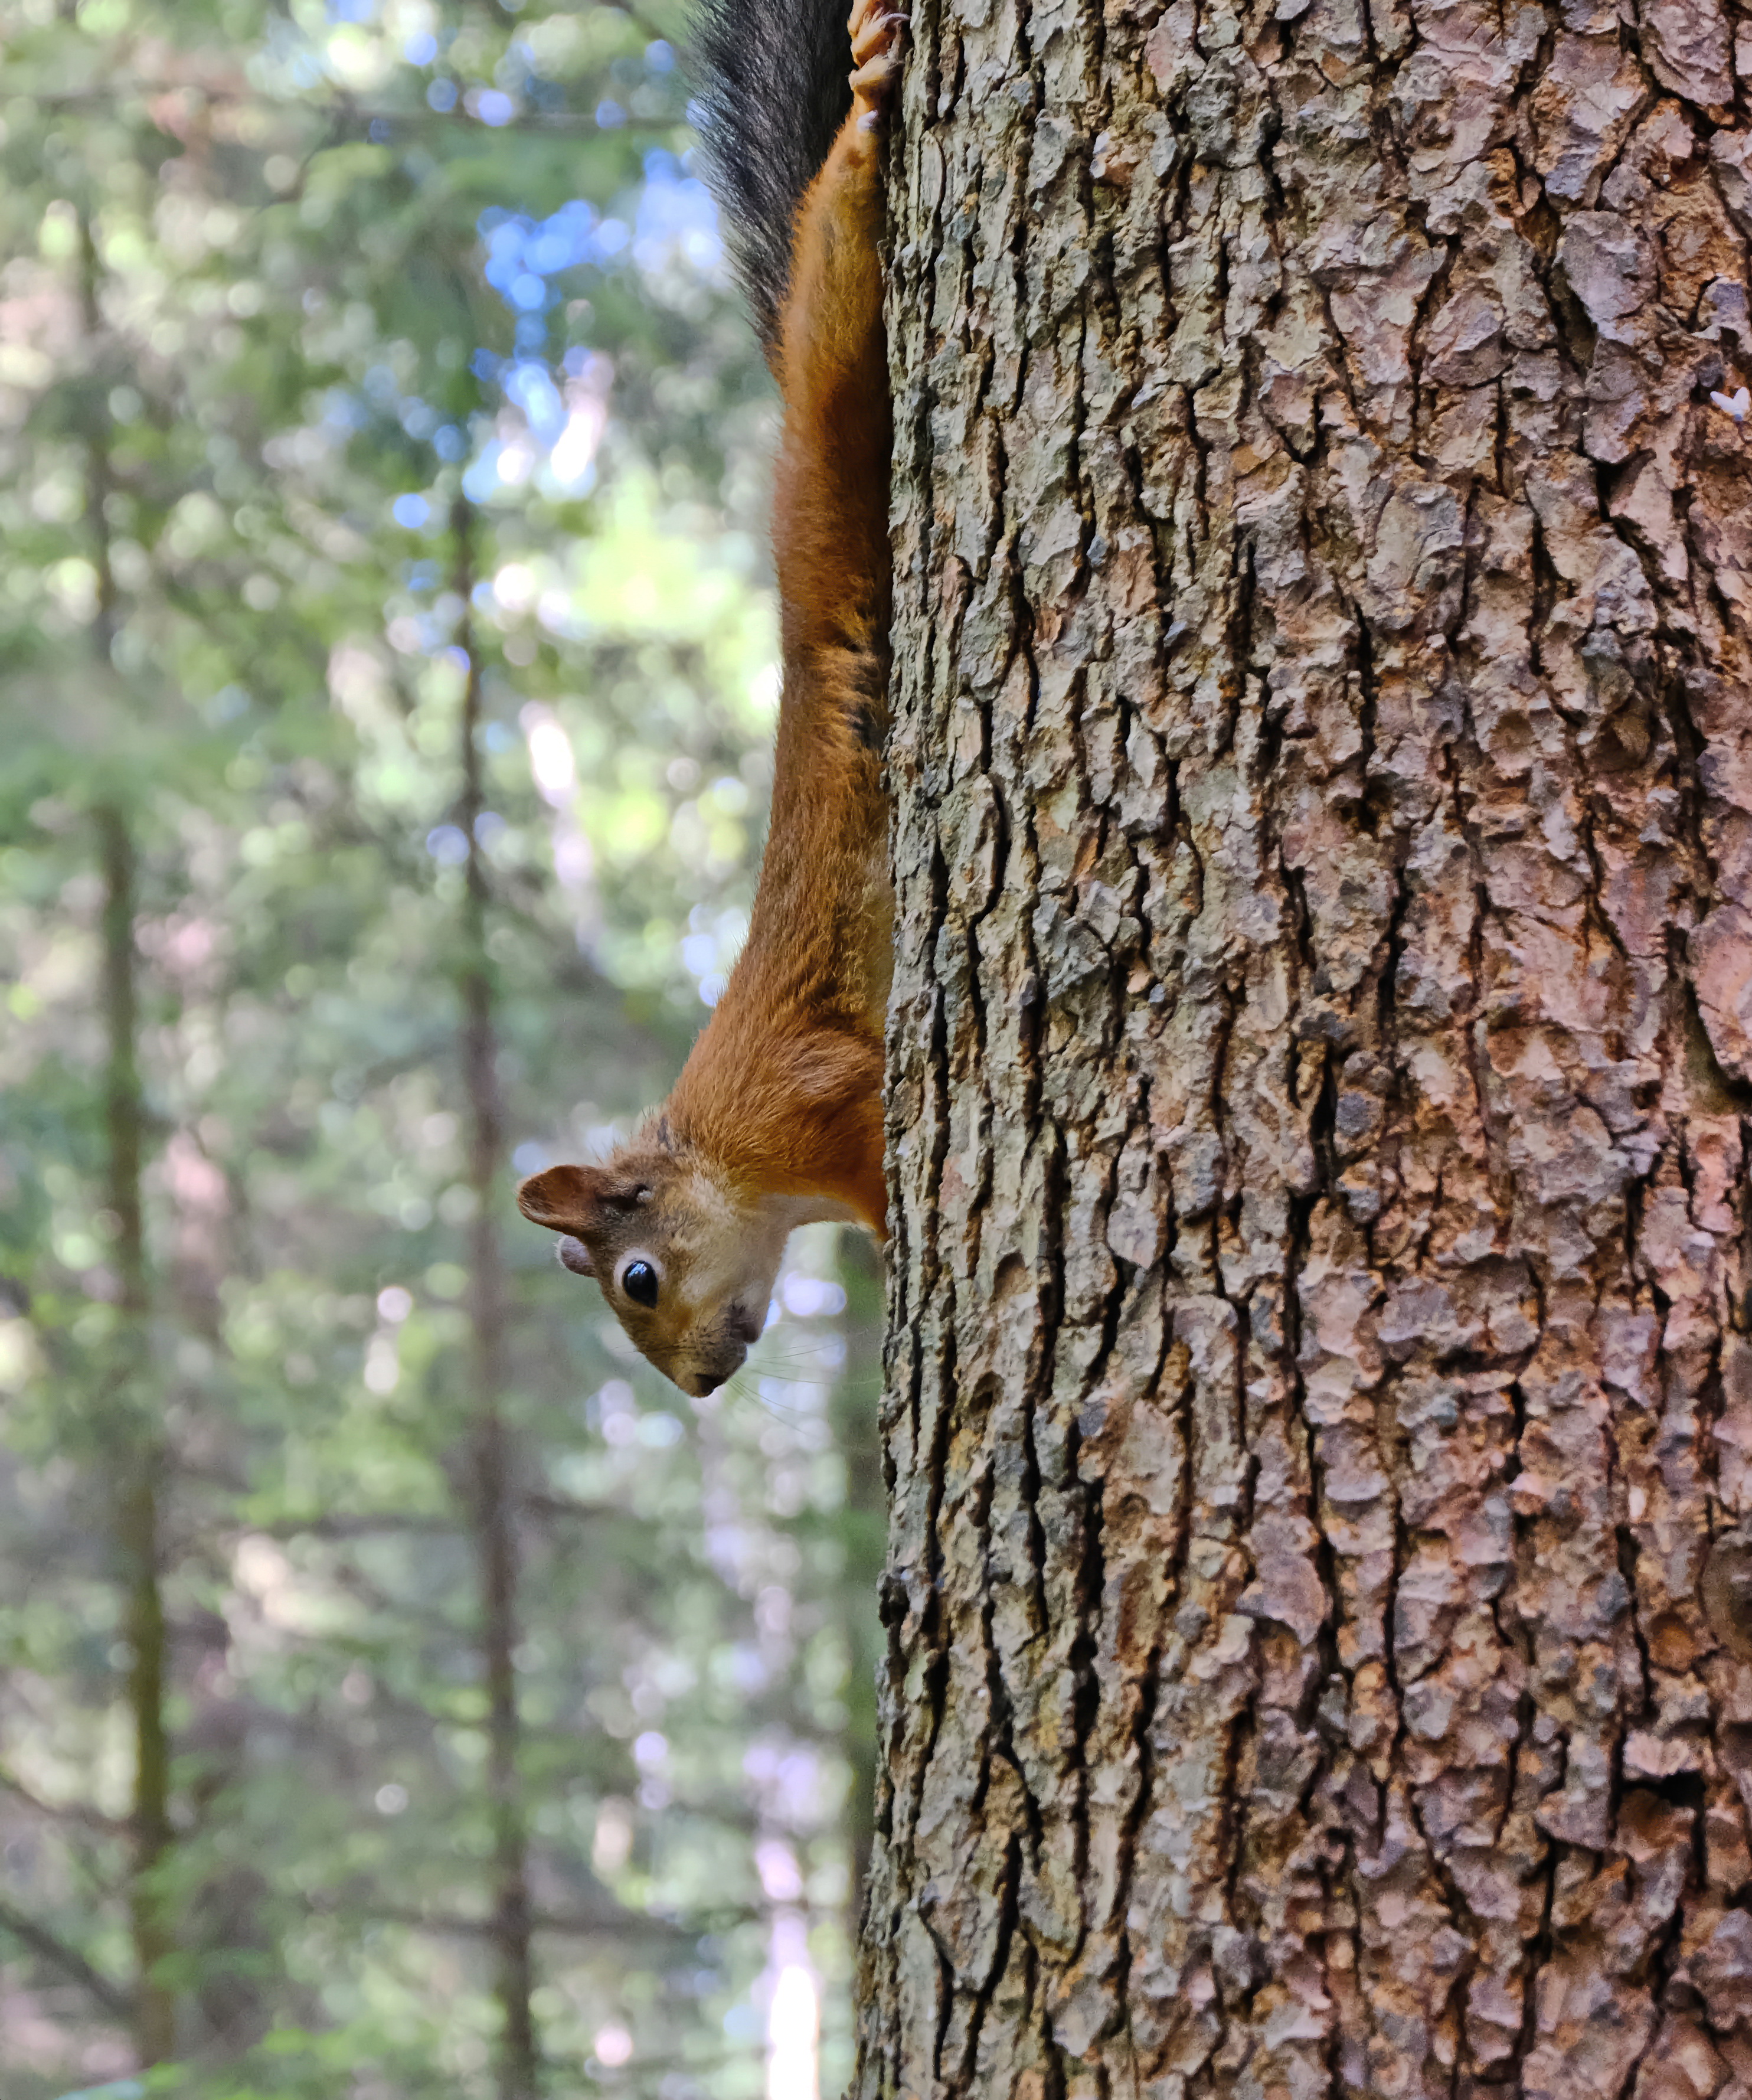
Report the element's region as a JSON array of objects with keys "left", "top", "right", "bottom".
[
  {"left": 770, "top": 1, "right": 904, "bottom": 727},
  {"left": 653, "top": 2, "right": 905, "bottom": 1238},
  {"left": 517, "top": 3, "right": 908, "bottom": 1393},
  {"left": 676, "top": 0, "right": 904, "bottom": 1234}
]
